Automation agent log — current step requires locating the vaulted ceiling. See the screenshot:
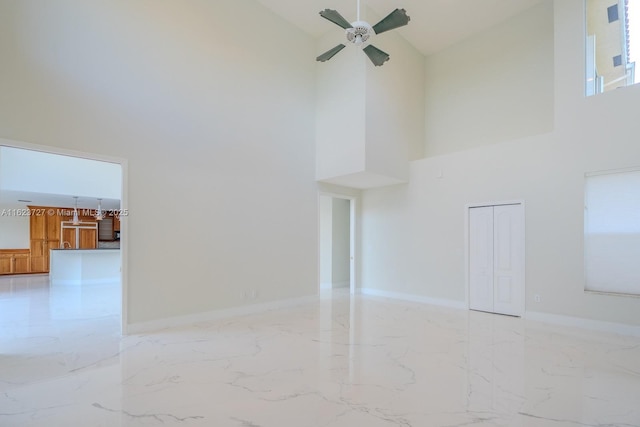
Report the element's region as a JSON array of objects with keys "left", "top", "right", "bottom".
[
  {"left": 254, "top": 0, "right": 544, "bottom": 55},
  {"left": 1, "top": 0, "right": 545, "bottom": 209}
]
